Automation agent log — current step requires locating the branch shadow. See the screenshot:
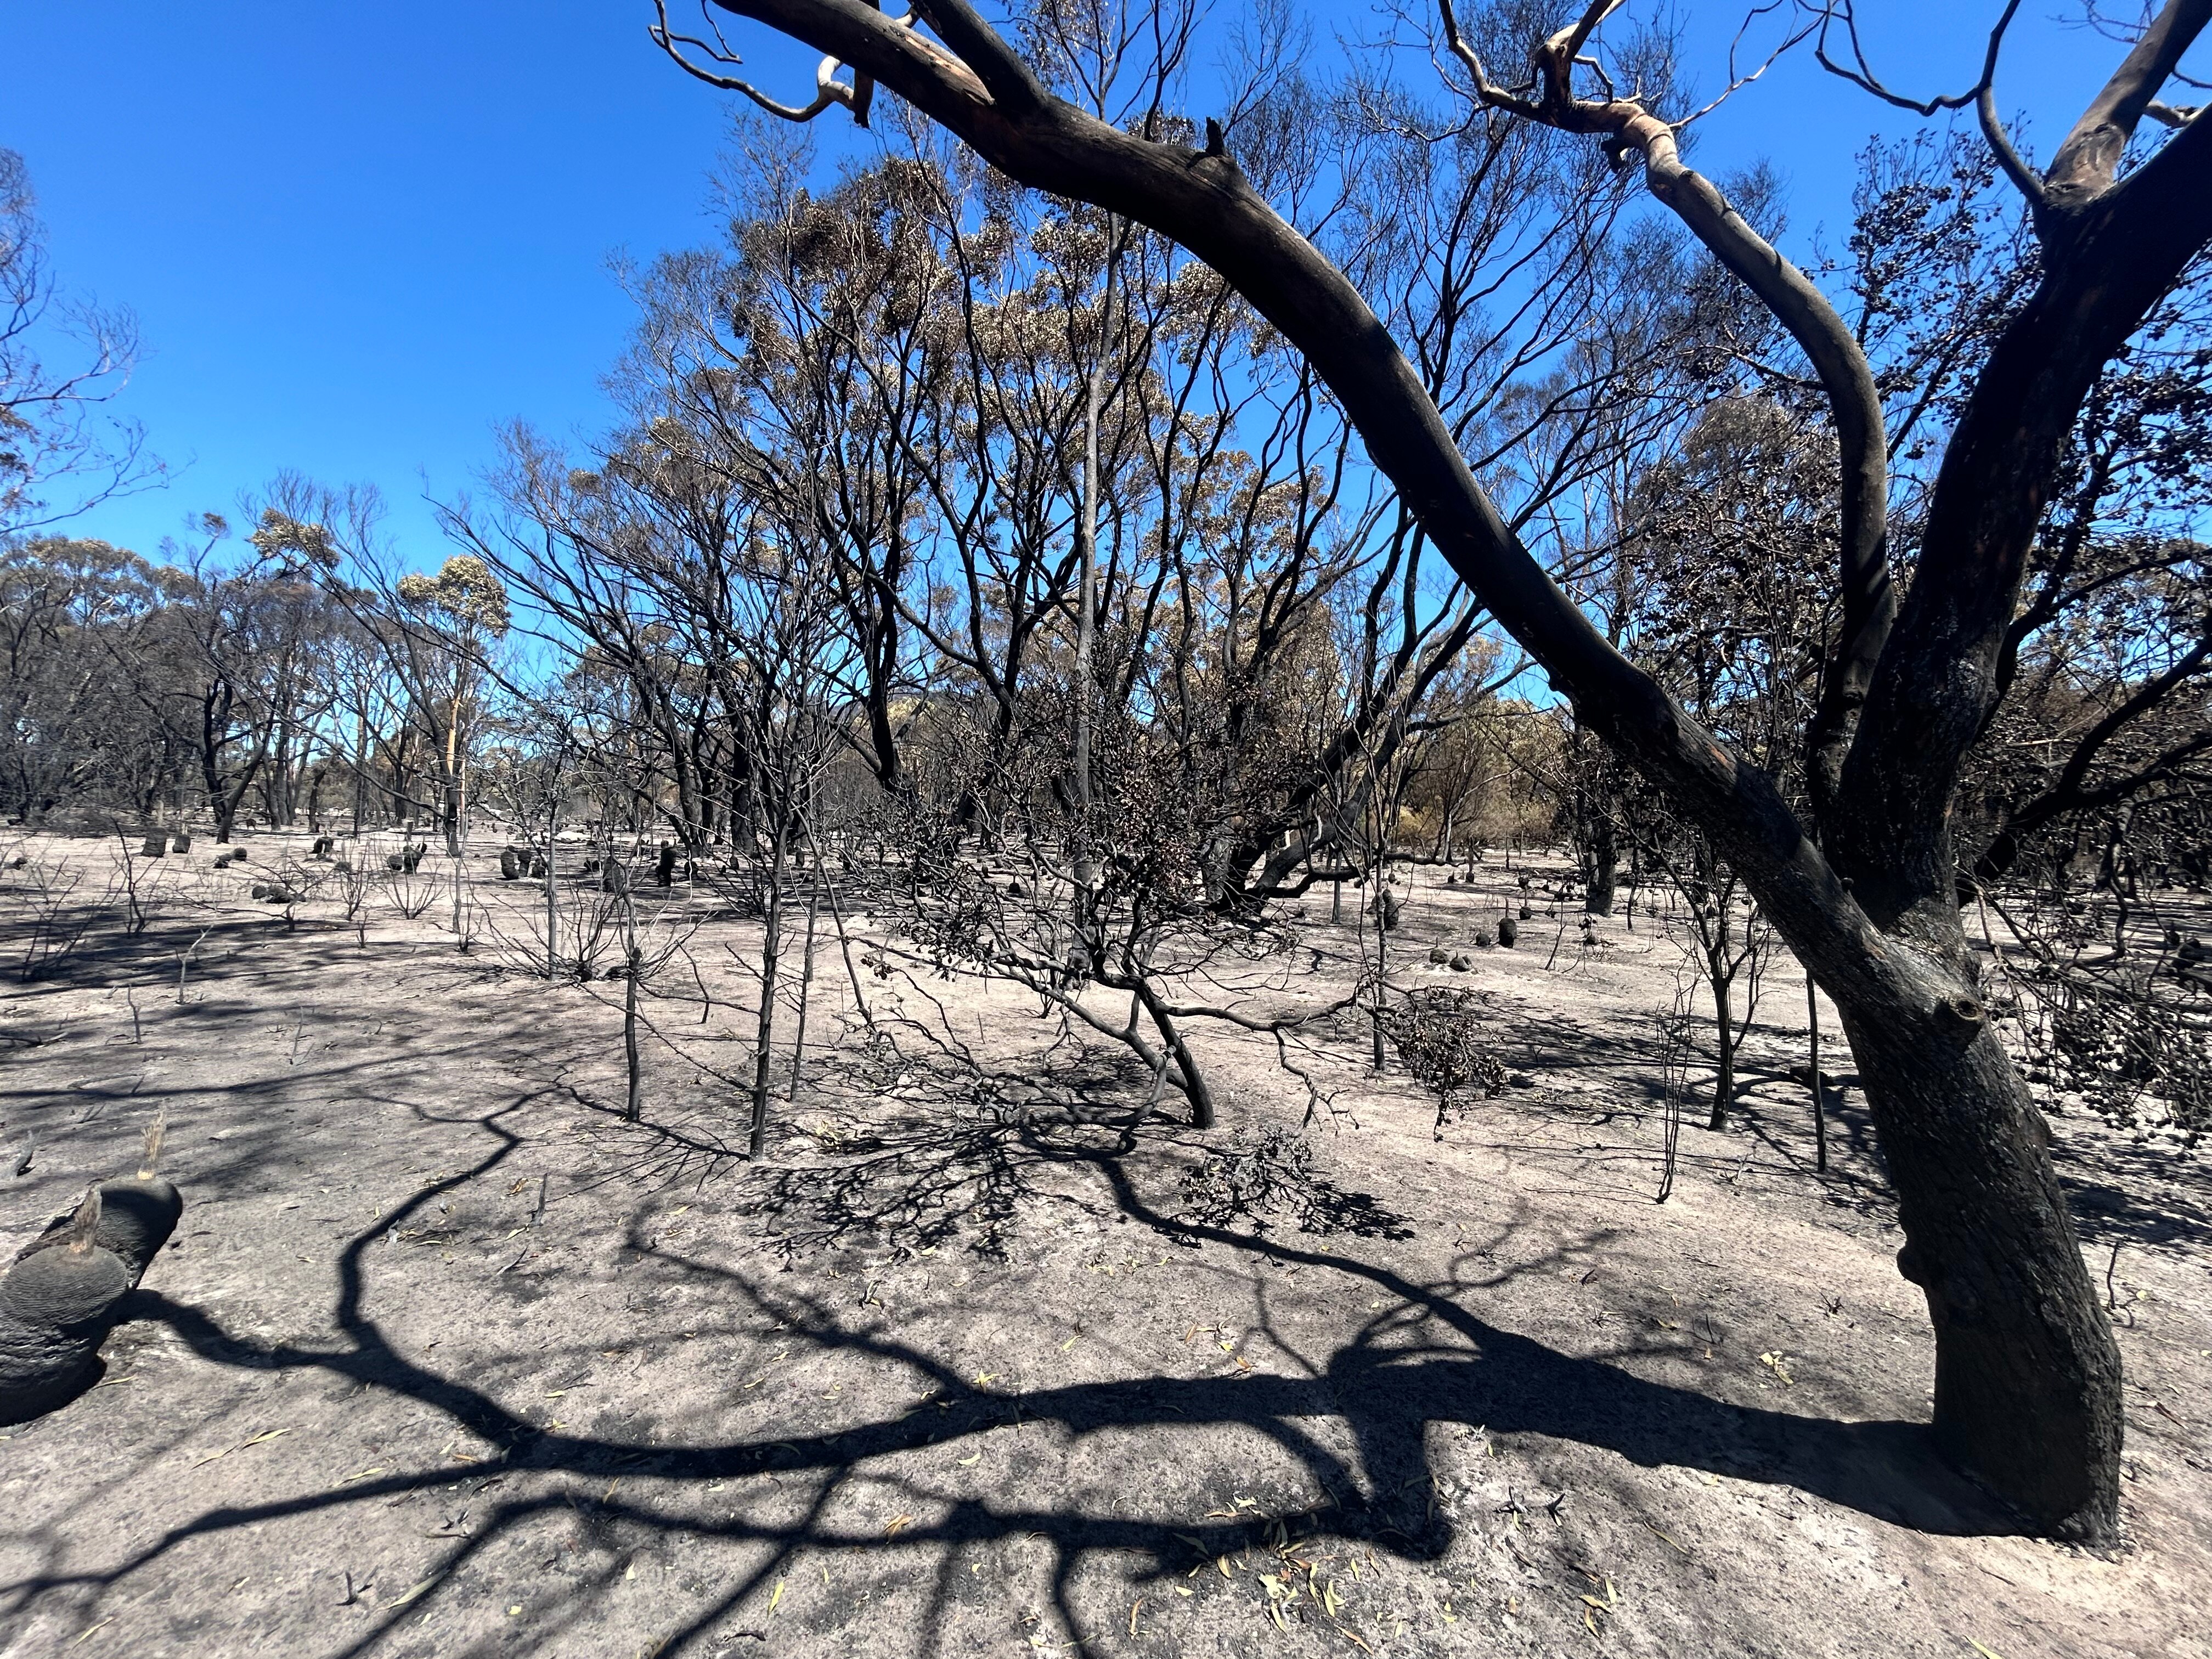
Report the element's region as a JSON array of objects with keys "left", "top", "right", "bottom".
[{"left": 1, "top": 1080, "right": 2020, "bottom": 1658}]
